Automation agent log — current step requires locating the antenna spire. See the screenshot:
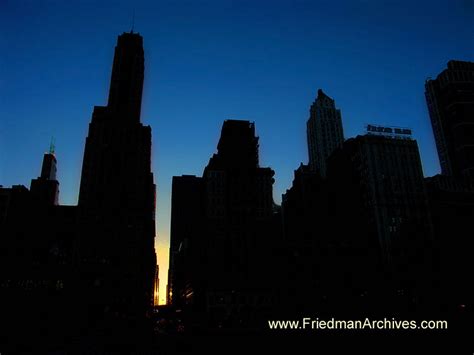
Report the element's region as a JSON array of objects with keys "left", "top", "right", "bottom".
[
  {"left": 131, "top": 9, "right": 135, "bottom": 33},
  {"left": 49, "top": 137, "right": 55, "bottom": 155}
]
